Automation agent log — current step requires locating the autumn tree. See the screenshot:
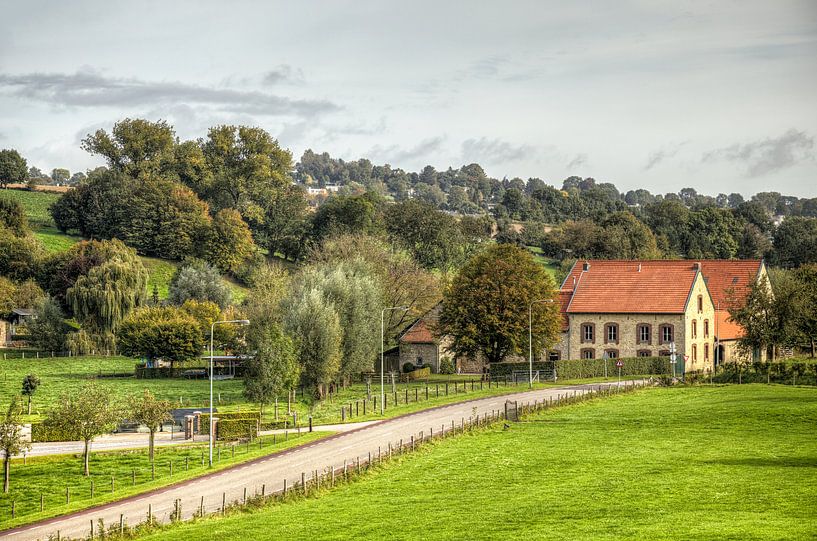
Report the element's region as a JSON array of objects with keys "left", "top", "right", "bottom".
[
  {"left": 129, "top": 390, "right": 172, "bottom": 463},
  {"left": 0, "top": 397, "right": 29, "bottom": 492},
  {"left": 438, "top": 244, "right": 561, "bottom": 364},
  {"left": 45, "top": 383, "right": 122, "bottom": 475},
  {"left": 117, "top": 306, "right": 205, "bottom": 366},
  {"left": 203, "top": 208, "right": 255, "bottom": 273},
  {"left": 81, "top": 118, "right": 176, "bottom": 179}
]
